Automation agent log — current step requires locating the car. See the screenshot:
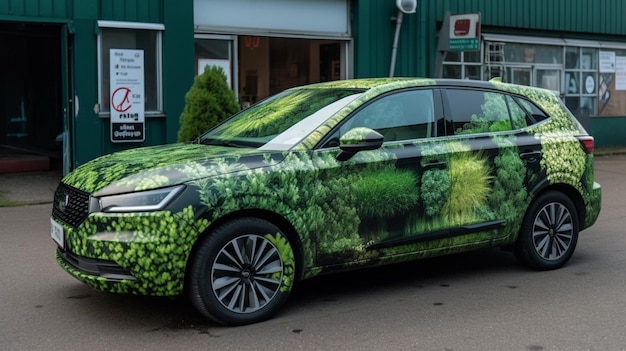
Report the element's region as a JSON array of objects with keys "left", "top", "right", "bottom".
[{"left": 50, "top": 78, "right": 601, "bottom": 325}]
